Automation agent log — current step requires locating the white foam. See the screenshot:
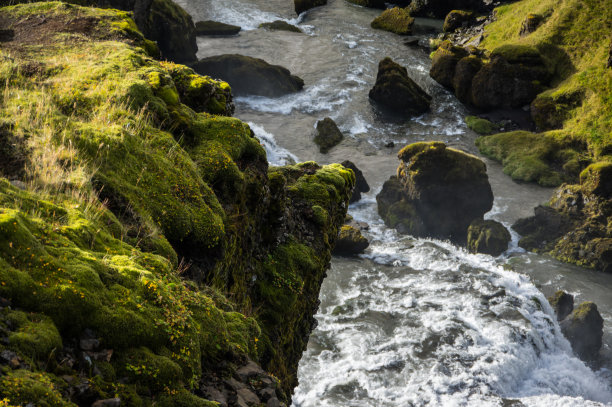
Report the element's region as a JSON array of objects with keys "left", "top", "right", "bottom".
[{"left": 247, "top": 122, "right": 297, "bottom": 165}]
